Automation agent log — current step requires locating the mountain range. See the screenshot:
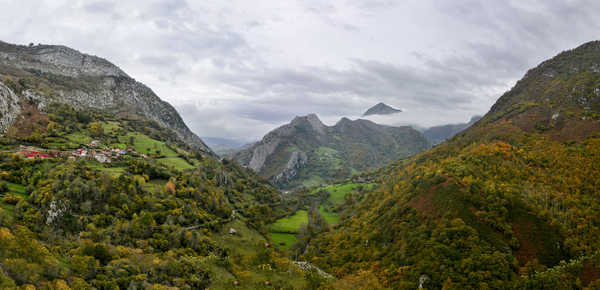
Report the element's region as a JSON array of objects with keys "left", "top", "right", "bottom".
[
  {"left": 423, "top": 115, "right": 482, "bottom": 145},
  {"left": 233, "top": 114, "right": 430, "bottom": 188},
  {"left": 201, "top": 136, "right": 249, "bottom": 157}
]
